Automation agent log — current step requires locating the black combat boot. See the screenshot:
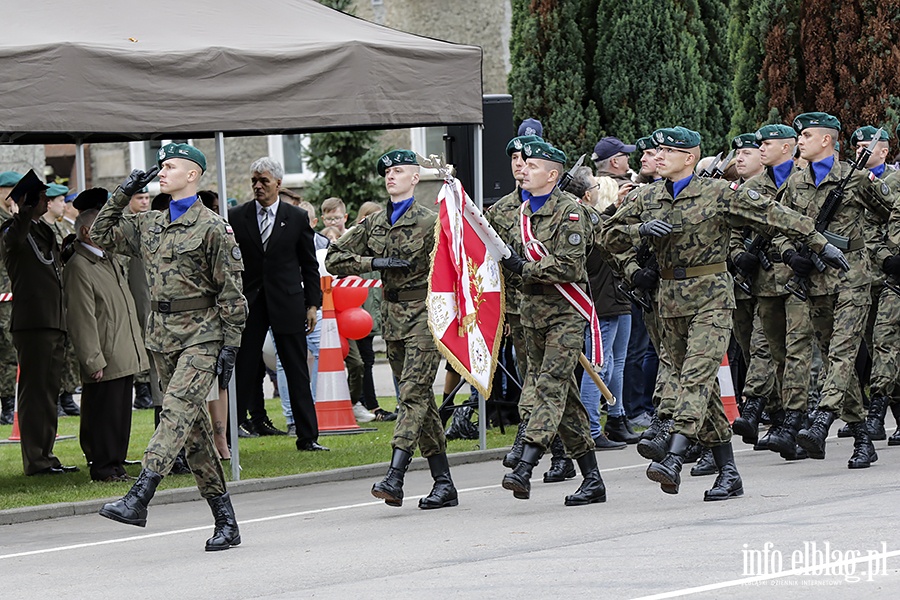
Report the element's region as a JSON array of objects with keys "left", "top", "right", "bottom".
[
  {"left": 371, "top": 448, "right": 412, "bottom": 507},
  {"left": 564, "top": 451, "right": 607, "bottom": 506},
  {"left": 418, "top": 453, "right": 459, "bottom": 509},
  {"left": 690, "top": 446, "right": 717, "bottom": 476},
  {"left": 0, "top": 396, "right": 13, "bottom": 425},
  {"left": 59, "top": 392, "right": 80, "bottom": 416},
  {"left": 133, "top": 382, "right": 153, "bottom": 410},
  {"left": 543, "top": 435, "right": 576, "bottom": 483},
  {"left": 864, "top": 395, "right": 890, "bottom": 441},
  {"left": 98, "top": 468, "right": 163, "bottom": 527},
  {"left": 766, "top": 409, "right": 804, "bottom": 456},
  {"left": 605, "top": 415, "right": 639, "bottom": 444},
  {"left": 639, "top": 413, "right": 661, "bottom": 441},
  {"left": 683, "top": 442, "right": 703, "bottom": 464},
  {"left": 637, "top": 418, "right": 673, "bottom": 462},
  {"left": 703, "top": 443, "right": 743, "bottom": 501},
  {"left": 780, "top": 443, "right": 809, "bottom": 461},
  {"left": 732, "top": 396, "right": 764, "bottom": 444},
  {"left": 796, "top": 408, "right": 836, "bottom": 459},
  {"left": 502, "top": 443, "right": 542, "bottom": 500},
  {"left": 754, "top": 409, "right": 783, "bottom": 450},
  {"left": 205, "top": 492, "right": 241, "bottom": 551},
  {"left": 847, "top": 421, "right": 878, "bottom": 469},
  {"left": 889, "top": 403, "right": 900, "bottom": 446},
  {"left": 502, "top": 421, "right": 527, "bottom": 468},
  {"left": 836, "top": 423, "right": 852, "bottom": 438},
  {"left": 646, "top": 433, "right": 690, "bottom": 494}
]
